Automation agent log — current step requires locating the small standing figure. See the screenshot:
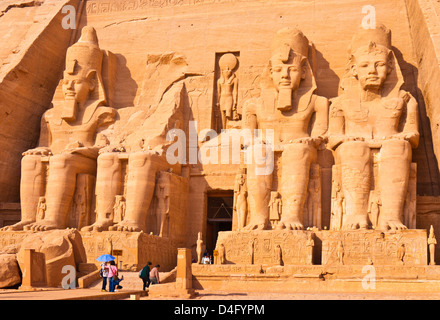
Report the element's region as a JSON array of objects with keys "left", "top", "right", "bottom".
[
  {"left": 113, "top": 195, "right": 126, "bottom": 223},
  {"left": 337, "top": 241, "right": 344, "bottom": 265},
  {"left": 234, "top": 172, "right": 248, "bottom": 230},
  {"left": 330, "top": 181, "right": 344, "bottom": 231},
  {"left": 306, "top": 233, "right": 315, "bottom": 265},
  {"left": 37, "top": 197, "right": 46, "bottom": 221},
  {"left": 196, "top": 232, "right": 204, "bottom": 264},
  {"left": 269, "top": 191, "right": 282, "bottom": 228},
  {"left": 217, "top": 53, "right": 238, "bottom": 129},
  {"left": 274, "top": 244, "right": 283, "bottom": 266},
  {"left": 218, "top": 243, "right": 226, "bottom": 265},
  {"left": 249, "top": 239, "right": 255, "bottom": 265},
  {"left": 397, "top": 243, "right": 406, "bottom": 265},
  {"left": 428, "top": 225, "right": 437, "bottom": 265}
]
